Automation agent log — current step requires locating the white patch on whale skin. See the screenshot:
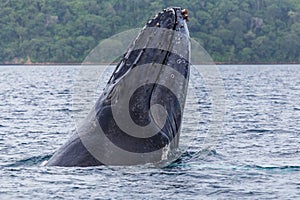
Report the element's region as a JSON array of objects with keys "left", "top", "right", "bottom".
[
  {"left": 161, "top": 143, "right": 170, "bottom": 160},
  {"left": 40, "top": 160, "right": 48, "bottom": 166}
]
